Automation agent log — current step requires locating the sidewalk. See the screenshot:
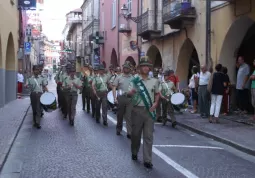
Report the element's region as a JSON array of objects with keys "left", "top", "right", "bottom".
[
  {"left": 0, "top": 98, "right": 30, "bottom": 170},
  {"left": 175, "top": 112, "right": 255, "bottom": 156}
]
